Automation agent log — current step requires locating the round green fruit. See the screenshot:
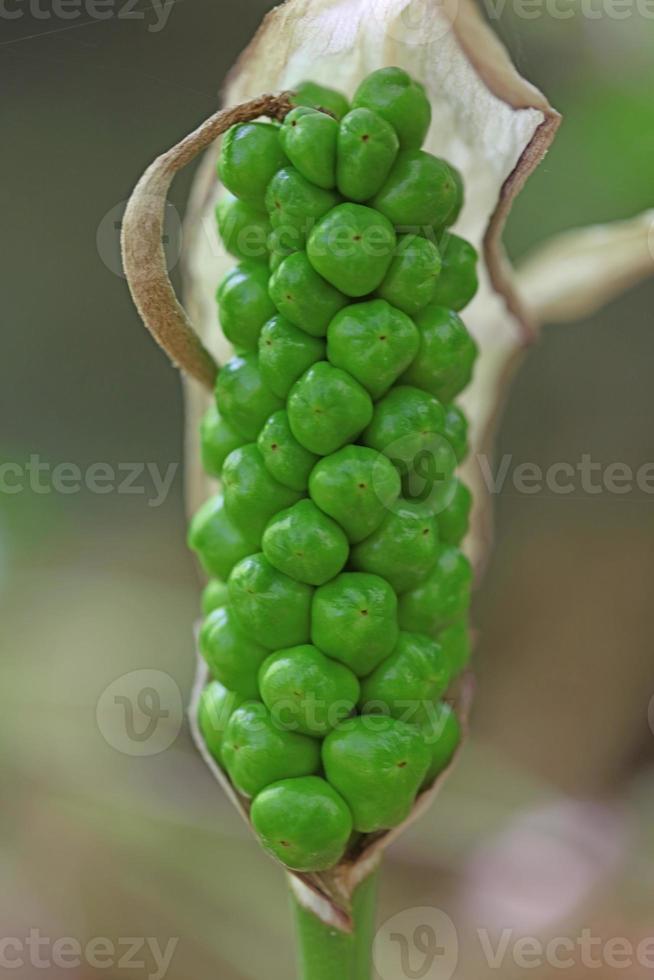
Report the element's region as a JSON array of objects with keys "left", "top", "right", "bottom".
[
  {"left": 322, "top": 715, "right": 430, "bottom": 832},
  {"left": 430, "top": 233, "right": 479, "bottom": 311},
  {"left": 443, "top": 403, "right": 469, "bottom": 463},
  {"left": 217, "top": 260, "right": 276, "bottom": 351},
  {"left": 199, "top": 607, "right": 268, "bottom": 699},
  {"left": 259, "top": 314, "right": 326, "bottom": 398},
  {"left": 257, "top": 411, "right": 318, "bottom": 492},
  {"left": 280, "top": 106, "right": 338, "bottom": 190},
  {"left": 291, "top": 80, "right": 350, "bottom": 120},
  {"left": 401, "top": 305, "right": 478, "bottom": 403},
  {"left": 372, "top": 150, "right": 458, "bottom": 230},
  {"left": 269, "top": 251, "right": 347, "bottom": 338},
  {"left": 266, "top": 166, "right": 340, "bottom": 247},
  {"left": 326, "top": 299, "right": 420, "bottom": 400},
  {"left": 262, "top": 499, "right": 349, "bottom": 586},
  {"left": 398, "top": 546, "right": 472, "bottom": 636},
  {"left": 309, "top": 445, "right": 401, "bottom": 543},
  {"left": 201, "top": 578, "right": 229, "bottom": 615},
  {"left": 311, "top": 572, "right": 398, "bottom": 677},
  {"left": 198, "top": 680, "right": 246, "bottom": 766},
  {"left": 218, "top": 122, "right": 287, "bottom": 208},
  {"left": 363, "top": 384, "right": 445, "bottom": 458},
  {"left": 377, "top": 233, "right": 442, "bottom": 316},
  {"left": 222, "top": 702, "right": 320, "bottom": 798},
  {"left": 229, "top": 553, "right": 313, "bottom": 650},
  {"left": 307, "top": 203, "right": 396, "bottom": 298},
  {"left": 215, "top": 193, "right": 271, "bottom": 262},
  {"left": 187, "top": 494, "right": 257, "bottom": 580},
  {"left": 336, "top": 107, "right": 399, "bottom": 202},
  {"left": 287, "top": 362, "right": 373, "bottom": 456},
  {"left": 251, "top": 776, "right": 352, "bottom": 871},
  {"left": 222, "top": 444, "right": 301, "bottom": 540},
  {"left": 421, "top": 701, "right": 461, "bottom": 786},
  {"left": 259, "top": 645, "right": 359, "bottom": 737},
  {"left": 360, "top": 631, "right": 449, "bottom": 724},
  {"left": 437, "top": 479, "right": 472, "bottom": 545},
  {"left": 351, "top": 501, "right": 439, "bottom": 593},
  {"left": 215, "top": 353, "right": 283, "bottom": 441},
  {"left": 352, "top": 67, "right": 431, "bottom": 149},
  {"left": 200, "top": 404, "right": 243, "bottom": 478}
]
